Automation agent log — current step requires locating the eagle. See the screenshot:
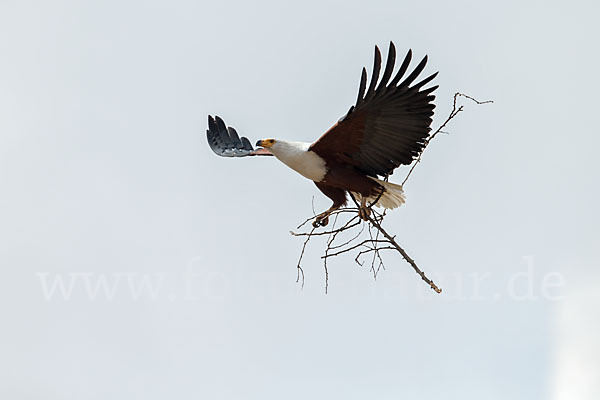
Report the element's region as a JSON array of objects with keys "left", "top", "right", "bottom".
[{"left": 207, "top": 42, "right": 438, "bottom": 227}]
